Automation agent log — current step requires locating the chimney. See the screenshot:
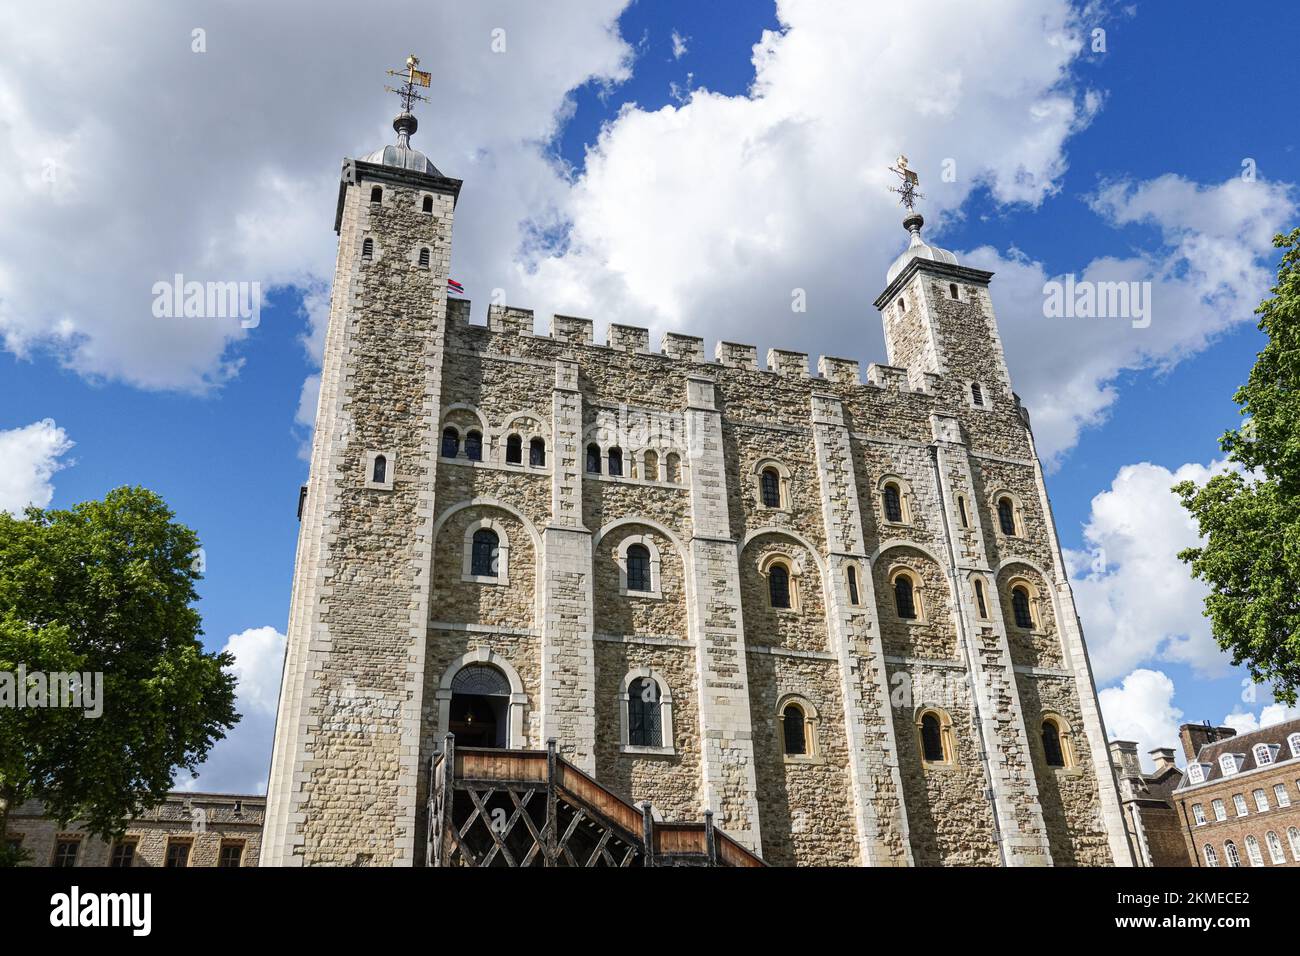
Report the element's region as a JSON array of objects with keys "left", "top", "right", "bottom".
[
  {"left": 1179, "top": 721, "right": 1236, "bottom": 763},
  {"left": 1149, "top": 747, "right": 1177, "bottom": 775},
  {"left": 1108, "top": 740, "right": 1141, "bottom": 779}
]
